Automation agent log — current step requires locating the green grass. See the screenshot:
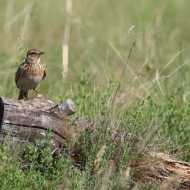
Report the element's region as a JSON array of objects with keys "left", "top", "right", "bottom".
[{"left": 0, "top": 0, "right": 190, "bottom": 189}]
